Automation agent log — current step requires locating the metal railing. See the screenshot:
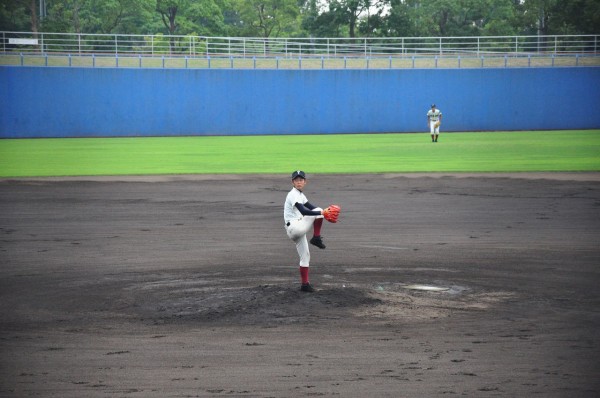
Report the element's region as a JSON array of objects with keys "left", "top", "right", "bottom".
[
  {"left": 1, "top": 31, "right": 598, "bottom": 69},
  {"left": 2, "top": 31, "right": 599, "bottom": 57}
]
